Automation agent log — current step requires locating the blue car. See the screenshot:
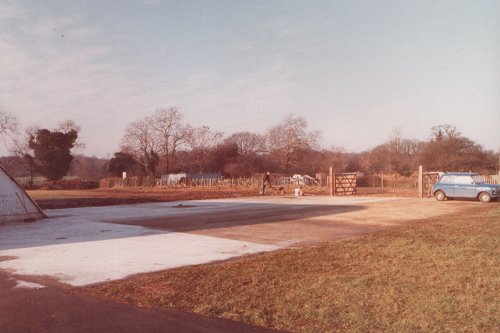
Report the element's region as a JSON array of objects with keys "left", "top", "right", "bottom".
[{"left": 432, "top": 172, "right": 499, "bottom": 203}]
